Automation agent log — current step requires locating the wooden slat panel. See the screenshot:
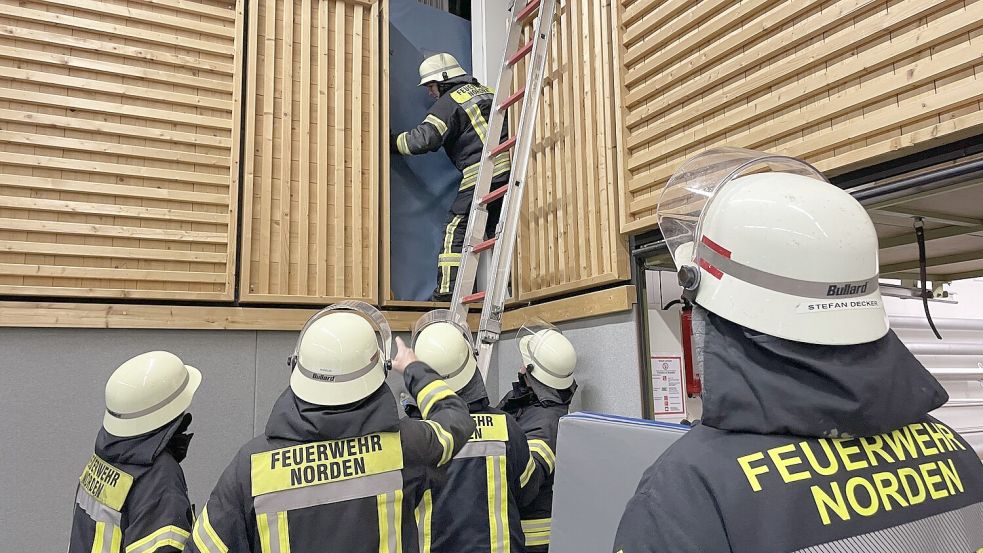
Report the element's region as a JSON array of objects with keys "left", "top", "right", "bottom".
[
  {"left": 511, "top": 0, "right": 629, "bottom": 302},
  {"left": 0, "top": 217, "right": 227, "bottom": 243},
  {"left": 0, "top": 109, "right": 232, "bottom": 148},
  {"left": 0, "top": 24, "right": 235, "bottom": 75},
  {"left": 616, "top": 0, "right": 983, "bottom": 233},
  {"left": 0, "top": 65, "right": 233, "bottom": 111},
  {"left": 0, "top": 0, "right": 240, "bottom": 300},
  {"left": 0, "top": 3, "right": 233, "bottom": 55},
  {"left": 34, "top": 0, "right": 235, "bottom": 38},
  {"left": 240, "top": 0, "right": 379, "bottom": 303}
]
